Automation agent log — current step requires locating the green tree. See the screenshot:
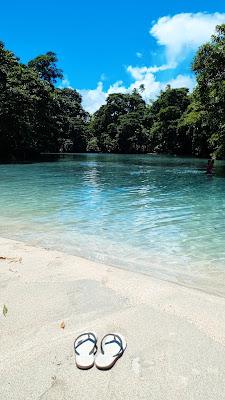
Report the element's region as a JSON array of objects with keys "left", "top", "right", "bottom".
[
  {"left": 0, "top": 42, "right": 88, "bottom": 161},
  {"left": 177, "top": 97, "right": 210, "bottom": 156},
  {"left": 54, "top": 88, "right": 89, "bottom": 152},
  {"left": 148, "top": 86, "right": 190, "bottom": 154},
  {"left": 192, "top": 24, "right": 225, "bottom": 157},
  {"left": 117, "top": 112, "right": 149, "bottom": 153},
  {"left": 28, "top": 52, "right": 63, "bottom": 84},
  {"left": 2, "top": 23, "right": 225, "bottom": 161},
  {"left": 88, "top": 91, "right": 147, "bottom": 153}
]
